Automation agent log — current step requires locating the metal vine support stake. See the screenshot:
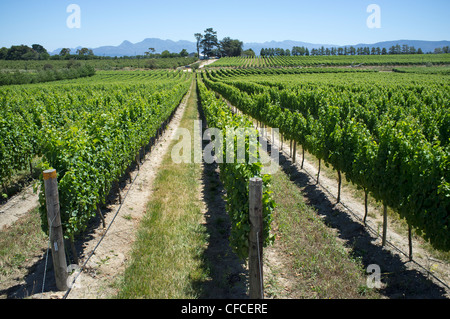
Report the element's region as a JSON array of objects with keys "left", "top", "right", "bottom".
[
  {"left": 43, "top": 169, "right": 68, "bottom": 291},
  {"left": 249, "top": 177, "right": 264, "bottom": 299}
]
